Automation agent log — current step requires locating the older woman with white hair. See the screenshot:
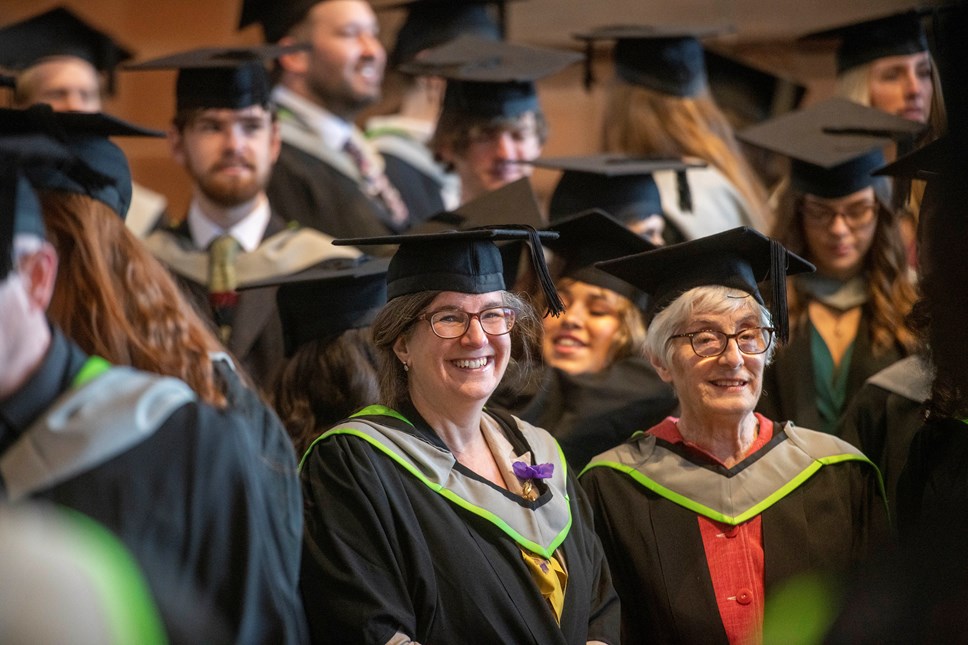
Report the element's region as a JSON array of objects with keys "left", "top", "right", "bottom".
[{"left": 580, "top": 227, "right": 889, "bottom": 644}]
